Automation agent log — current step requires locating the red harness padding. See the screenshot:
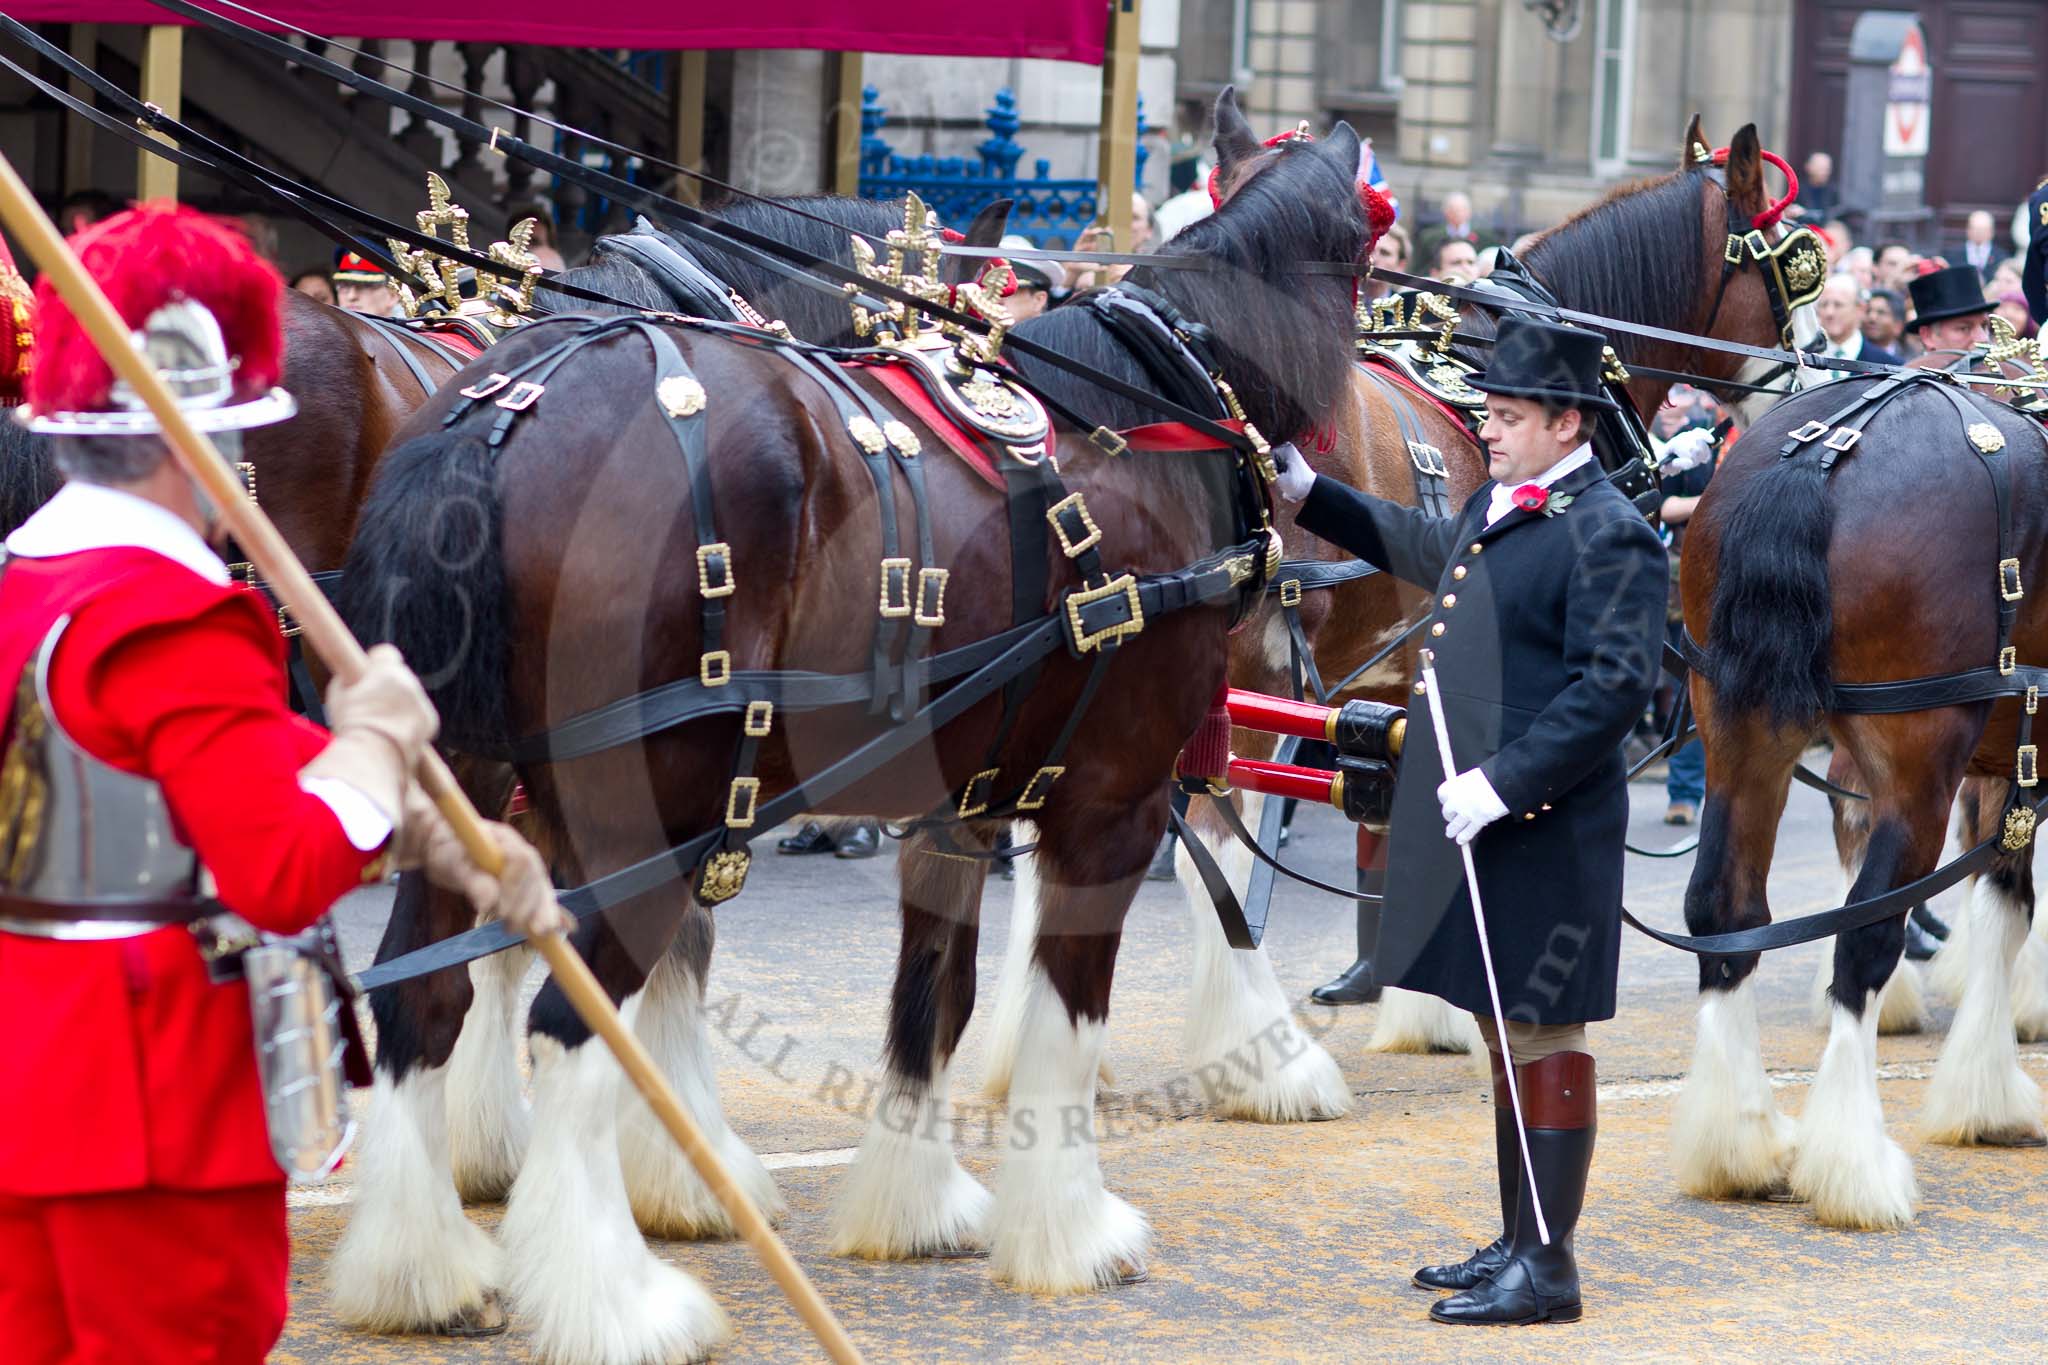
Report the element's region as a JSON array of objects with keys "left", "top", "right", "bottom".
[
  {"left": 1356, "top": 355, "right": 1480, "bottom": 436},
  {"left": 865, "top": 365, "right": 1029, "bottom": 491},
  {"left": 1115, "top": 419, "right": 1247, "bottom": 452},
  {"left": 411, "top": 322, "right": 487, "bottom": 363}
]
